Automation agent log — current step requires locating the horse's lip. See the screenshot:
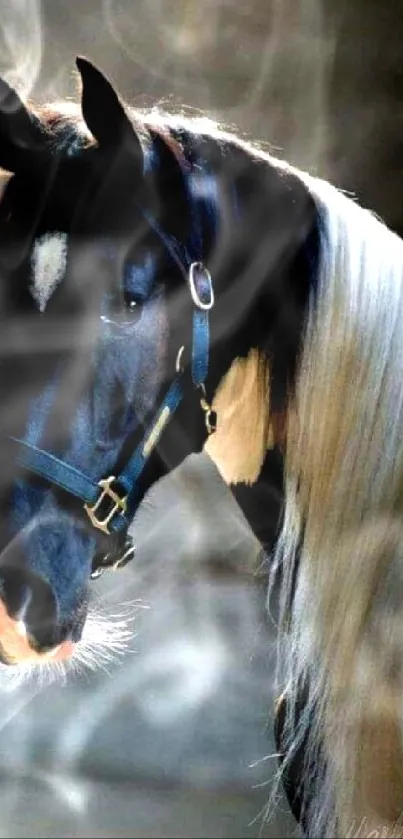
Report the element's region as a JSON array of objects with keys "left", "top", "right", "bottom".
[
  {"left": 0, "top": 634, "right": 75, "bottom": 666},
  {"left": 0, "top": 600, "right": 75, "bottom": 665}
]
